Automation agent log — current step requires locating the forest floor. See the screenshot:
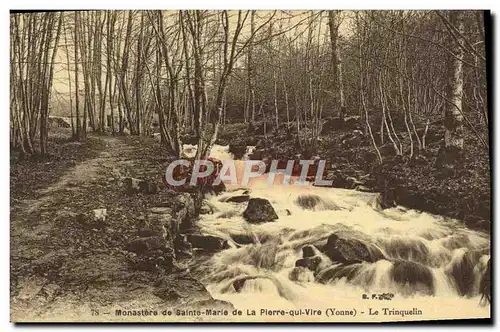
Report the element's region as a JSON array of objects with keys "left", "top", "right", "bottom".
[{"left": 10, "top": 130, "right": 221, "bottom": 322}]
